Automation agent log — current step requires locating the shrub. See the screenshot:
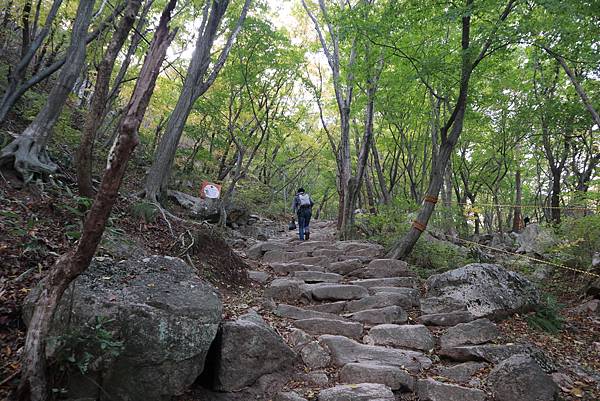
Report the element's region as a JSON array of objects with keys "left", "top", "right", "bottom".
[
  {"left": 130, "top": 201, "right": 158, "bottom": 223},
  {"left": 526, "top": 294, "right": 564, "bottom": 334},
  {"left": 551, "top": 214, "right": 600, "bottom": 270}
]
